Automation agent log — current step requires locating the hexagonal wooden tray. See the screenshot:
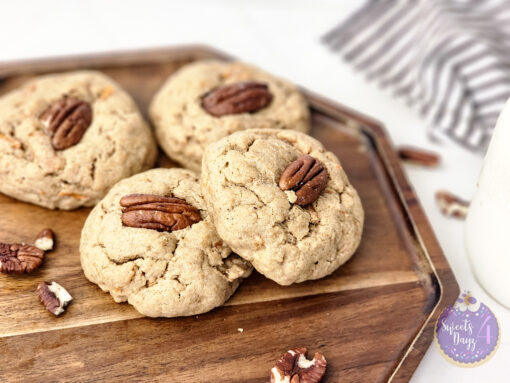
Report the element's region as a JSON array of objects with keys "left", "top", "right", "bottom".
[{"left": 0, "top": 46, "right": 458, "bottom": 382}]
